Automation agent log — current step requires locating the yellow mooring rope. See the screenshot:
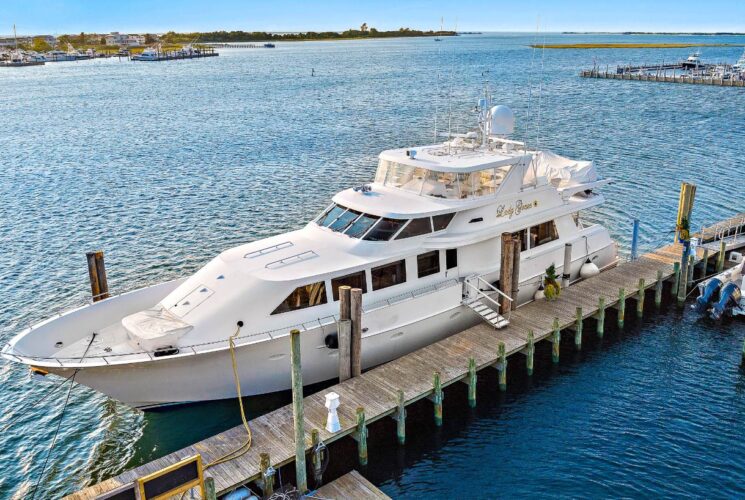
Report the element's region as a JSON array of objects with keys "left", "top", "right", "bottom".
[{"left": 205, "top": 325, "right": 252, "bottom": 469}]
